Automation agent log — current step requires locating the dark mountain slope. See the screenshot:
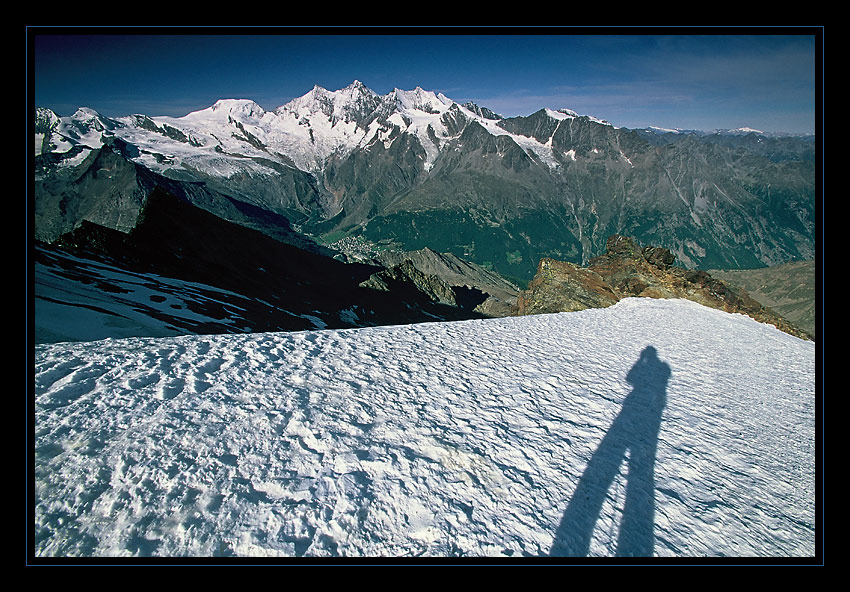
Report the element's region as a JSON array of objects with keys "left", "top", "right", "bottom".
[
  {"left": 34, "top": 137, "right": 327, "bottom": 254},
  {"left": 358, "top": 129, "right": 815, "bottom": 281},
  {"left": 39, "top": 187, "right": 488, "bottom": 341}
]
